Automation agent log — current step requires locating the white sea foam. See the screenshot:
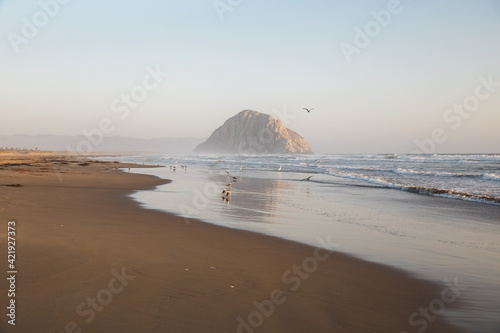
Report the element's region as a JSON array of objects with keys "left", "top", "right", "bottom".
[
  {"left": 484, "top": 173, "right": 500, "bottom": 181},
  {"left": 395, "top": 168, "right": 477, "bottom": 177}
]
